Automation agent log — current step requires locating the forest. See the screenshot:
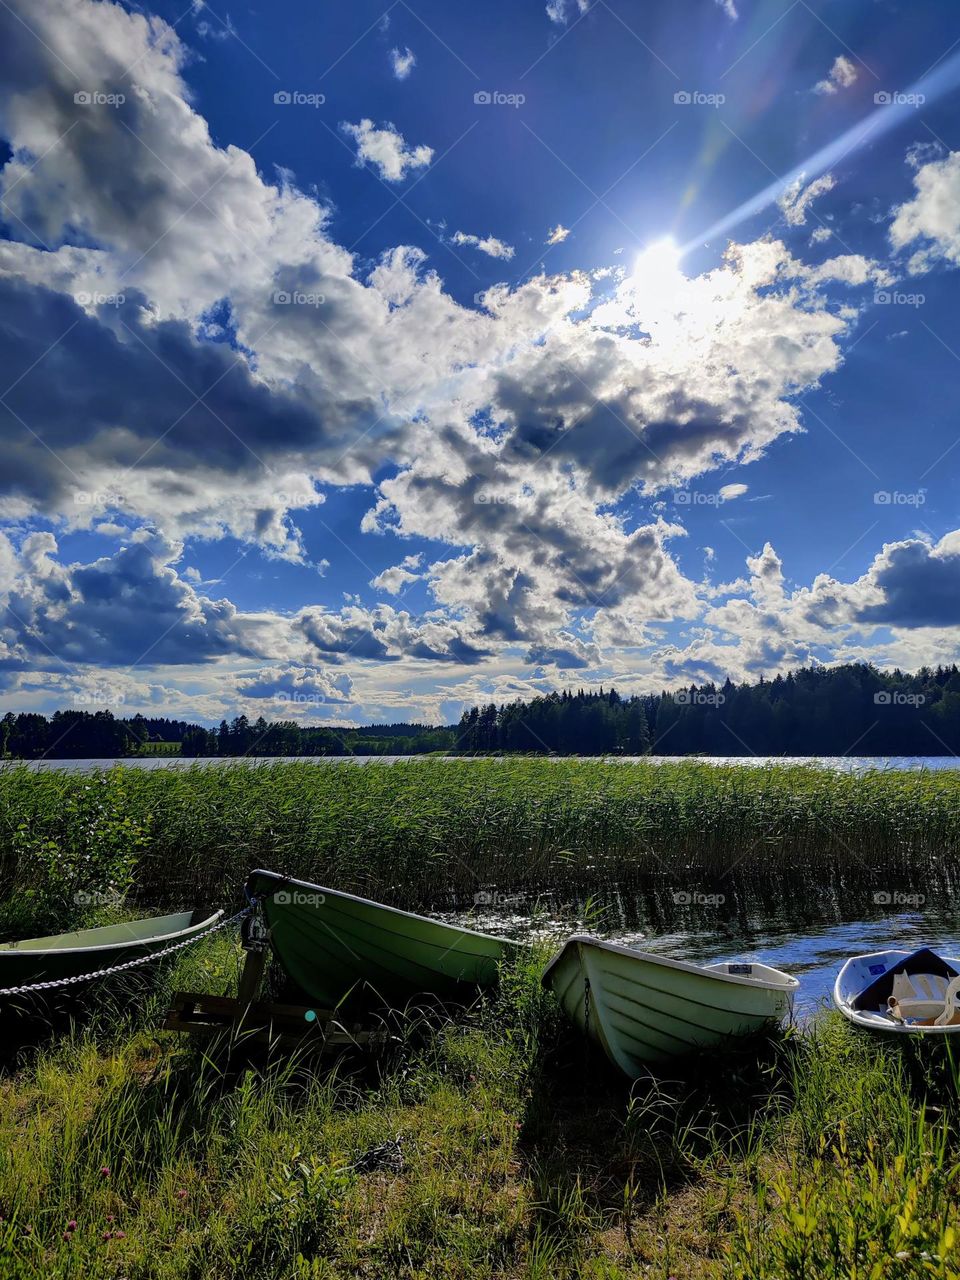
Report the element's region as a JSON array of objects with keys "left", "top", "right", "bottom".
[
  {"left": 454, "top": 663, "right": 960, "bottom": 756},
  {"left": 3, "top": 663, "right": 960, "bottom": 758}
]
